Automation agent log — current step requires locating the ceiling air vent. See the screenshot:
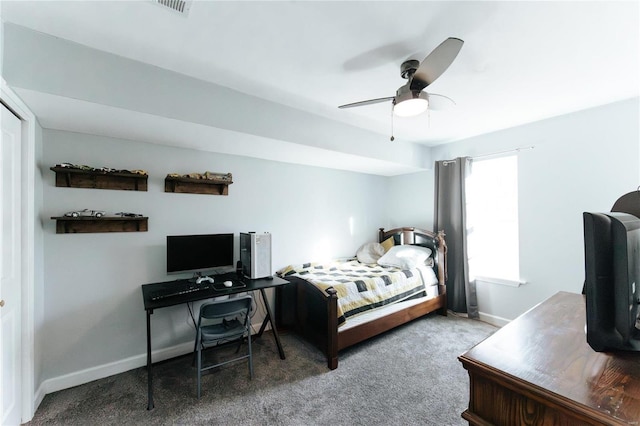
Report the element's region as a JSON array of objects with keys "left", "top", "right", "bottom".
[{"left": 153, "top": 0, "right": 192, "bottom": 16}]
